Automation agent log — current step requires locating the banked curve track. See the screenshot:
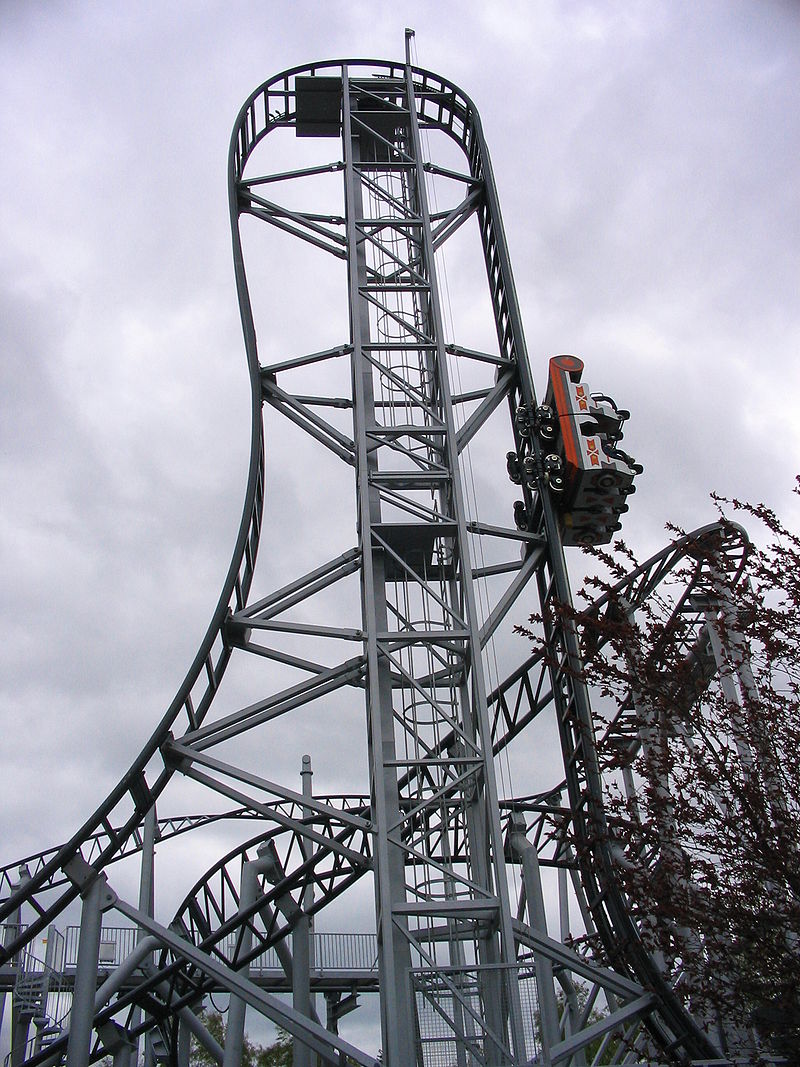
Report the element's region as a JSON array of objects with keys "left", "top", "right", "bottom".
[
  {"left": 1, "top": 59, "right": 747, "bottom": 1063},
  {"left": 160, "top": 520, "right": 749, "bottom": 1066}
]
